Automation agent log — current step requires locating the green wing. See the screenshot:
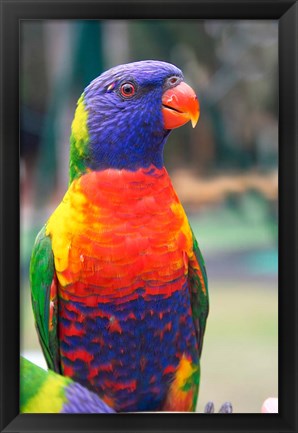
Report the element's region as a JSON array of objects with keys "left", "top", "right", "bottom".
[
  {"left": 188, "top": 226, "right": 209, "bottom": 358},
  {"left": 29, "top": 225, "right": 60, "bottom": 373}
]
